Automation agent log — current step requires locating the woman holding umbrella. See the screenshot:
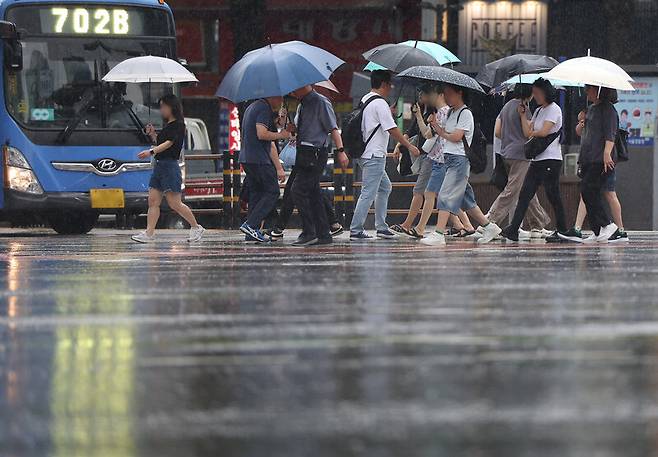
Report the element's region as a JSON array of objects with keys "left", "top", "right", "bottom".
[
  {"left": 420, "top": 83, "right": 502, "bottom": 246},
  {"left": 560, "top": 85, "right": 622, "bottom": 243},
  {"left": 131, "top": 94, "right": 205, "bottom": 243}
]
